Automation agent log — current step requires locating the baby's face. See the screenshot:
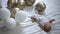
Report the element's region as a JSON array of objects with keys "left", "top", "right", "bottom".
[{"left": 37, "top": 10, "right": 44, "bottom": 15}]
